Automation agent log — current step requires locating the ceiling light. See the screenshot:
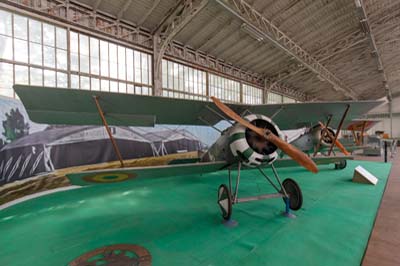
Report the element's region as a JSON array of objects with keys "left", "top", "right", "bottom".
[{"left": 241, "top": 23, "right": 264, "bottom": 42}]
